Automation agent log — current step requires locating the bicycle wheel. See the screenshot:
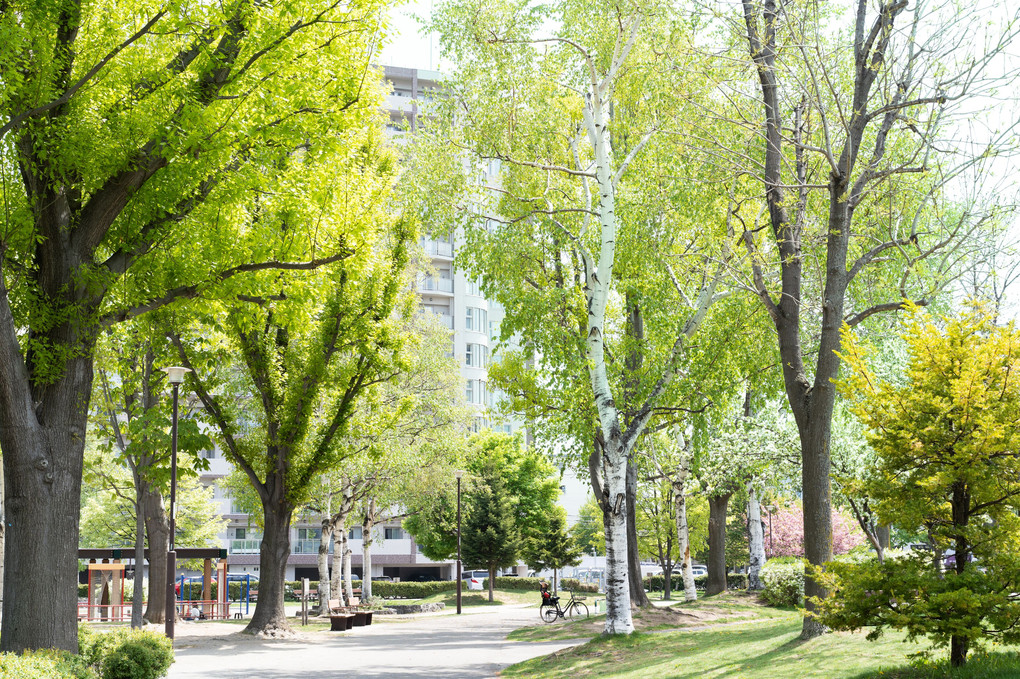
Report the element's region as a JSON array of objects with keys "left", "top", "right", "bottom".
[
  {"left": 542, "top": 606, "right": 559, "bottom": 623},
  {"left": 567, "top": 602, "right": 589, "bottom": 619}
]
